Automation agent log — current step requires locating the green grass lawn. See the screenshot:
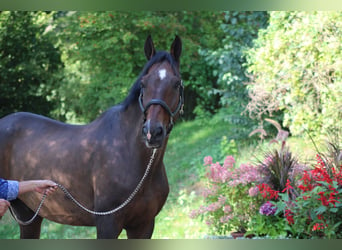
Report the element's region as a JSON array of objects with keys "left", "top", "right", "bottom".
[{"left": 0, "top": 116, "right": 320, "bottom": 239}]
